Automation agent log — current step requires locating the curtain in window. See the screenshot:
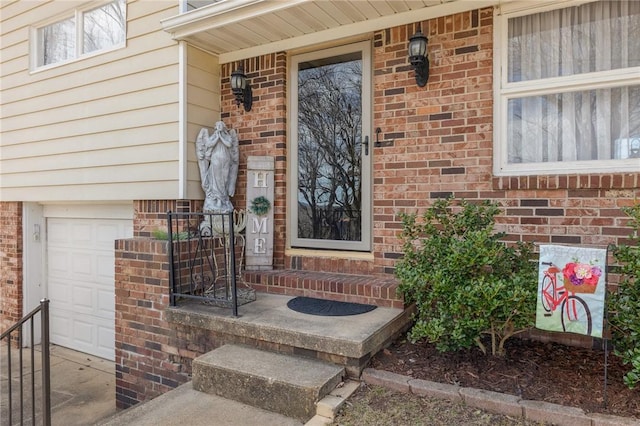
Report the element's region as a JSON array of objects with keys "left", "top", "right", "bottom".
[{"left": 507, "top": 1, "right": 640, "bottom": 164}]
